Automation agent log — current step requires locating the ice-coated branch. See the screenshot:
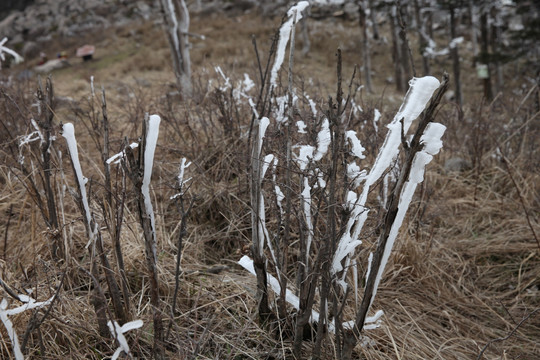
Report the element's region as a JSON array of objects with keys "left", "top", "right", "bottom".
[
  {"left": 142, "top": 115, "right": 161, "bottom": 242},
  {"left": 62, "top": 123, "right": 96, "bottom": 248},
  {"left": 108, "top": 319, "right": 144, "bottom": 360},
  {"left": 341, "top": 75, "right": 449, "bottom": 359},
  {"left": 106, "top": 143, "right": 139, "bottom": 165},
  {"left": 0, "top": 37, "right": 23, "bottom": 69},
  {"left": 332, "top": 76, "right": 441, "bottom": 275},
  {"left": 238, "top": 256, "right": 382, "bottom": 334},
  {"left": 0, "top": 295, "right": 54, "bottom": 360},
  {"left": 170, "top": 157, "right": 192, "bottom": 200},
  {"left": 270, "top": 1, "right": 309, "bottom": 89}
]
